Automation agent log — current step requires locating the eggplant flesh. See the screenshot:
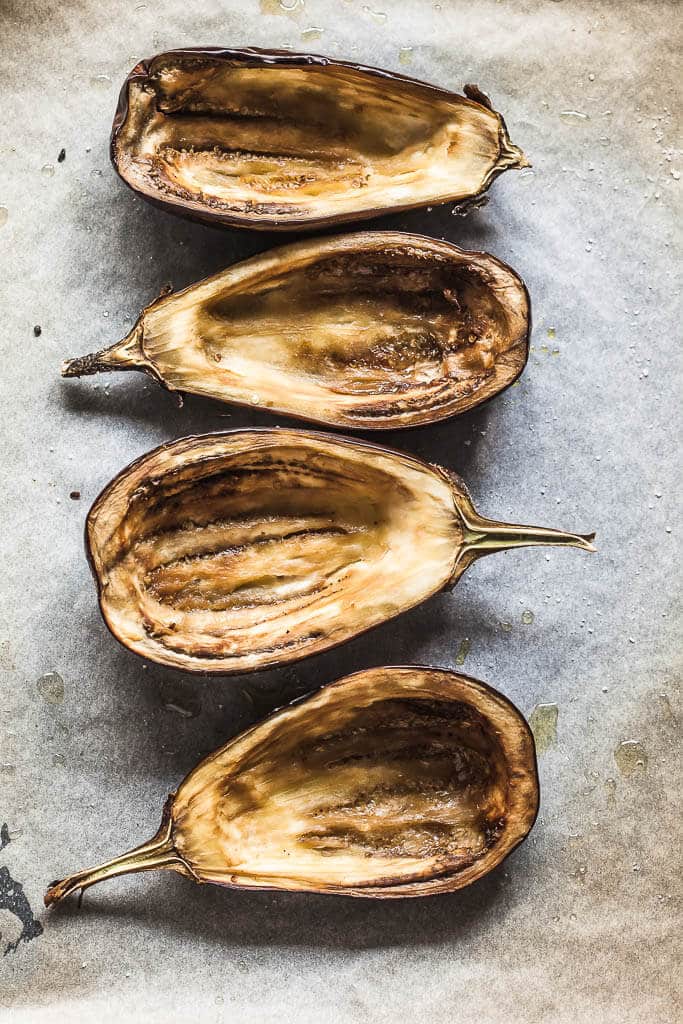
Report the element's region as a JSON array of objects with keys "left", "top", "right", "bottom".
[
  {"left": 86, "top": 430, "right": 595, "bottom": 674},
  {"left": 62, "top": 233, "right": 530, "bottom": 430},
  {"left": 112, "top": 49, "right": 527, "bottom": 230},
  {"left": 45, "top": 667, "right": 539, "bottom": 901}
]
